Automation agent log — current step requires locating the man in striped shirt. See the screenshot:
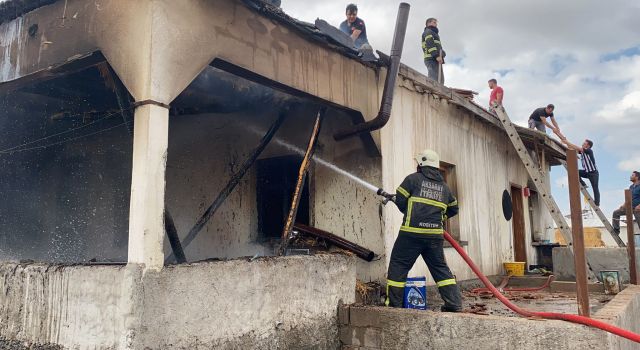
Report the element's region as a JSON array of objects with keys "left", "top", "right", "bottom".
[{"left": 561, "top": 137, "right": 600, "bottom": 206}]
